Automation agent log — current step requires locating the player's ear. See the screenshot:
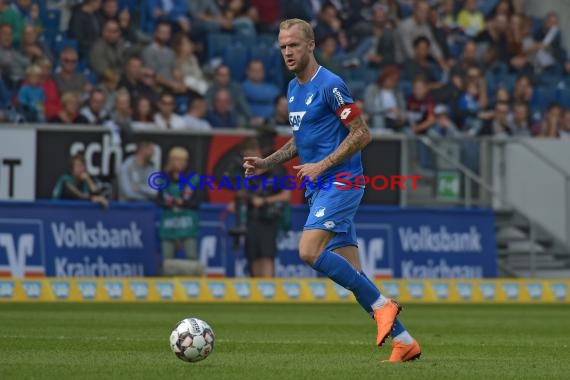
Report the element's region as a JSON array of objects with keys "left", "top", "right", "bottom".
[{"left": 308, "top": 39, "right": 315, "bottom": 52}]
